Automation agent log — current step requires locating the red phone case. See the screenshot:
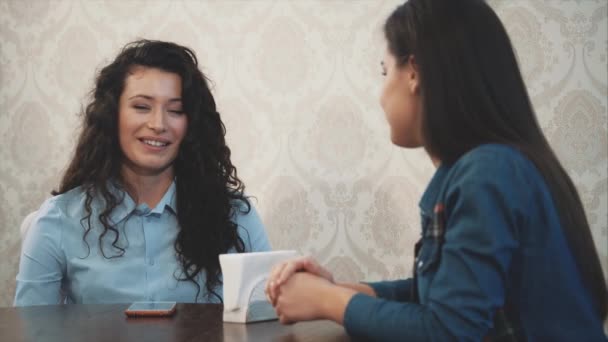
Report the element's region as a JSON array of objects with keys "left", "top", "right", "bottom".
[{"left": 124, "top": 305, "right": 176, "bottom": 317}]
